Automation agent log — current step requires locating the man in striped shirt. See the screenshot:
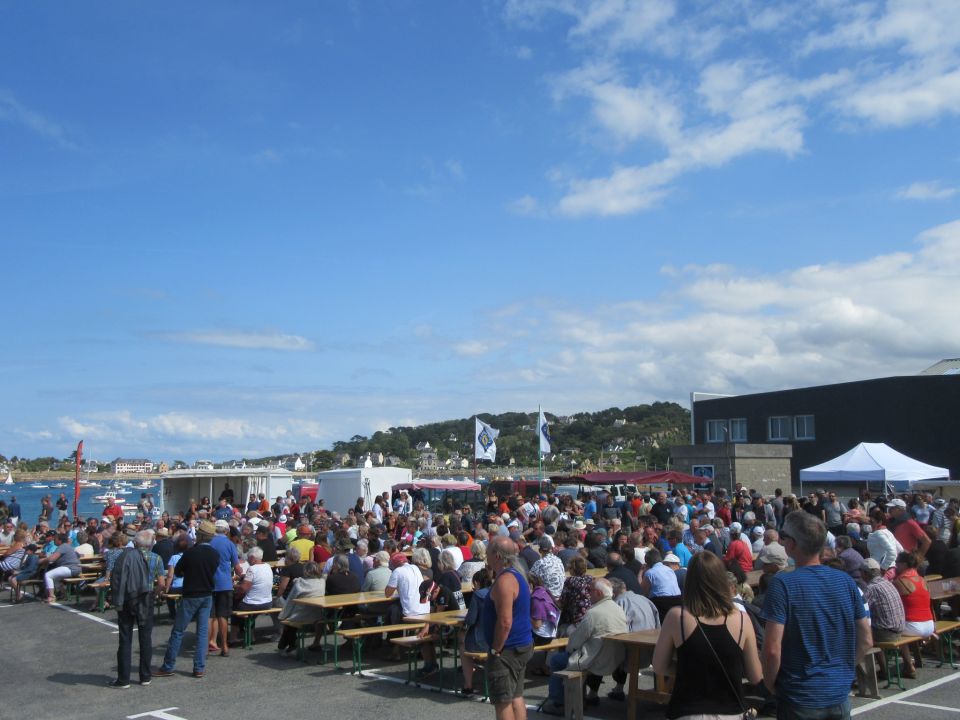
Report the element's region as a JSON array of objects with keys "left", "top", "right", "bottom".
[{"left": 761, "top": 511, "right": 872, "bottom": 720}]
